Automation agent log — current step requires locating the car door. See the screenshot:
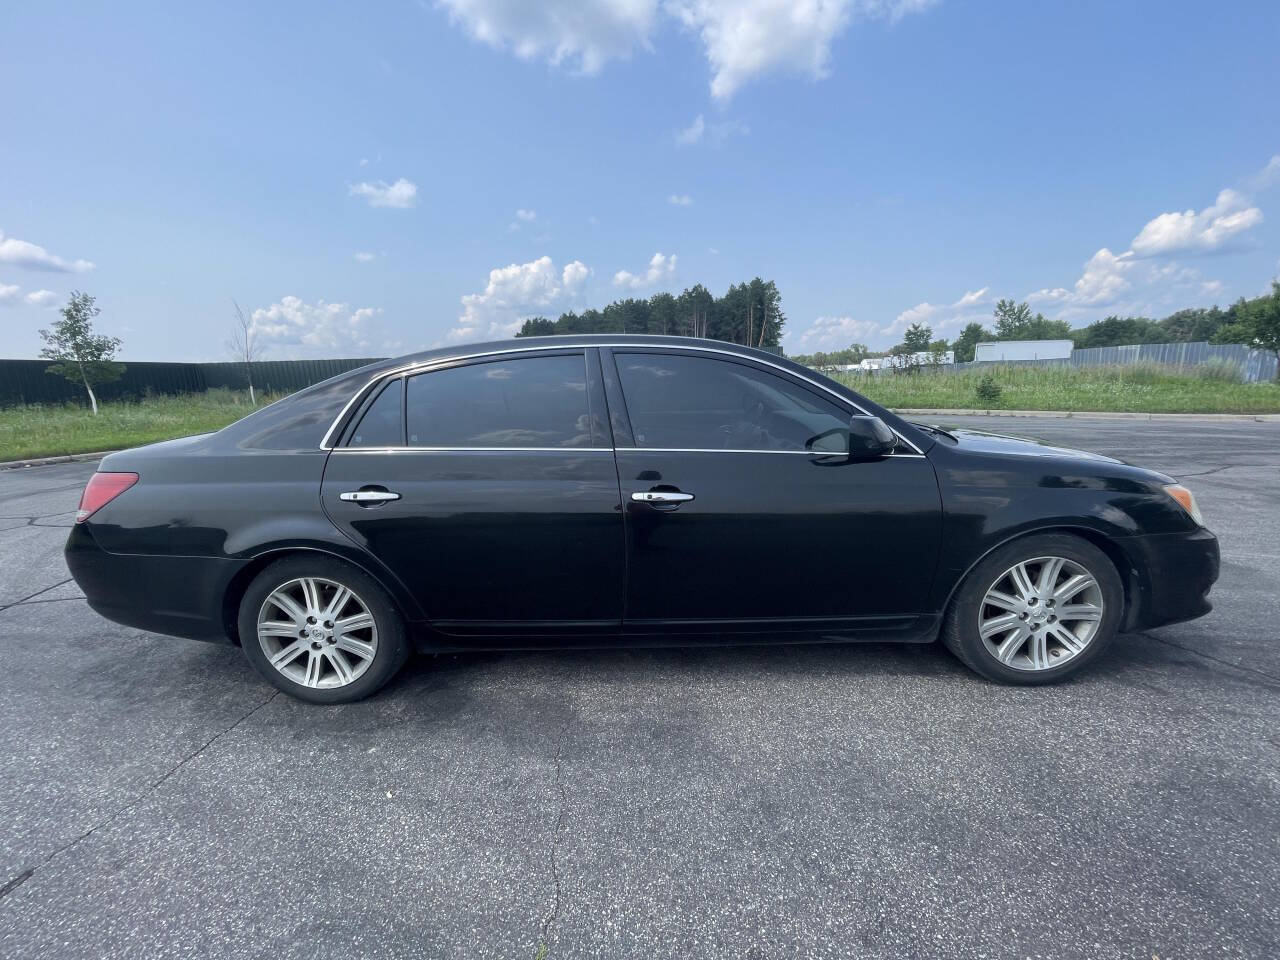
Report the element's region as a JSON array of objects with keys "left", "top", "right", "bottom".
[
  {"left": 604, "top": 347, "right": 942, "bottom": 639},
  {"left": 321, "top": 348, "right": 624, "bottom": 640}
]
